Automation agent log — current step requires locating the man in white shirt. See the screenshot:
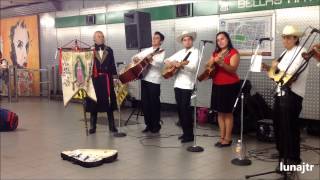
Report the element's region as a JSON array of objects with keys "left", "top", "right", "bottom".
[
  {"left": 263, "top": 25, "right": 309, "bottom": 172},
  {"left": 132, "top": 32, "right": 165, "bottom": 133},
  {"left": 164, "top": 31, "right": 199, "bottom": 143}
]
